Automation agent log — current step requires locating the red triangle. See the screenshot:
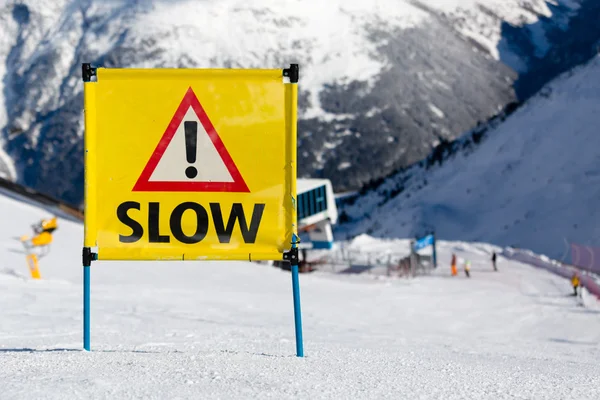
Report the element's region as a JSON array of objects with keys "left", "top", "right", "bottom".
[{"left": 133, "top": 87, "right": 250, "bottom": 192}]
